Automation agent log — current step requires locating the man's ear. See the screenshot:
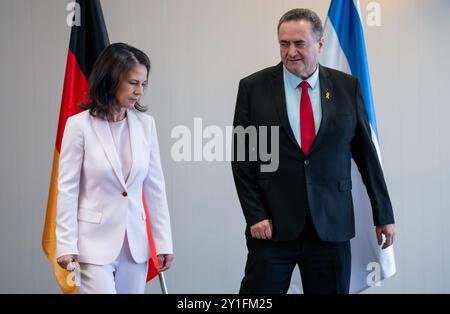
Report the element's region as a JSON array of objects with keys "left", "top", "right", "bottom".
[{"left": 318, "top": 36, "right": 325, "bottom": 53}]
